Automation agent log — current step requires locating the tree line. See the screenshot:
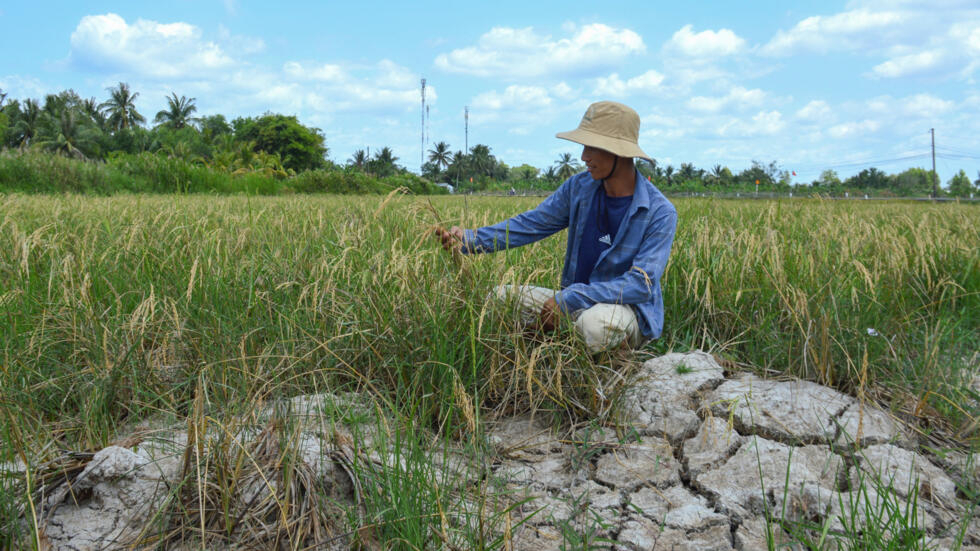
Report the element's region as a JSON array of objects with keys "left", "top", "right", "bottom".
[
  {"left": 1, "top": 84, "right": 977, "bottom": 197},
  {"left": 634, "top": 160, "right": 978, "bottom": 198},
  {"left": 0, "top": 83, "right": 331, "bottom": 178}
]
